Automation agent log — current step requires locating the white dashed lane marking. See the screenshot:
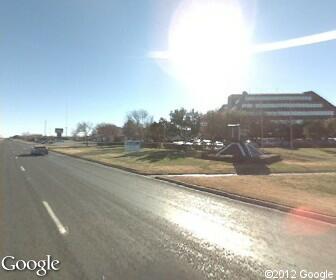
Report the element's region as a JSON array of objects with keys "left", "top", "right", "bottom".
[{"left": 42, "top": 201, "right": 68, "bottom": 235}]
